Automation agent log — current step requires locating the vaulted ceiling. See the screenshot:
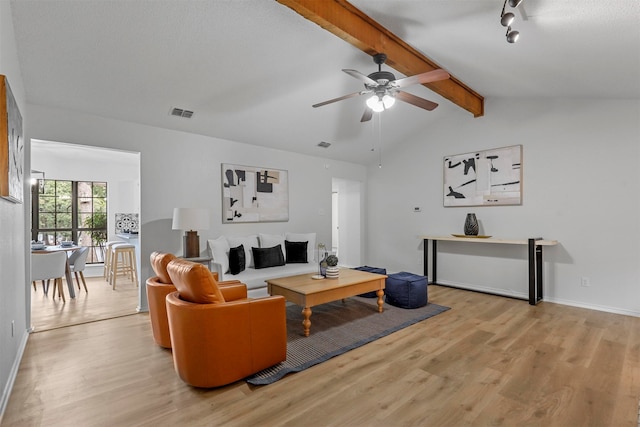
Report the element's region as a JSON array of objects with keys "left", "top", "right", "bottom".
[{"left": 10, "top": 0, "right": 640, "bottom": 165}]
